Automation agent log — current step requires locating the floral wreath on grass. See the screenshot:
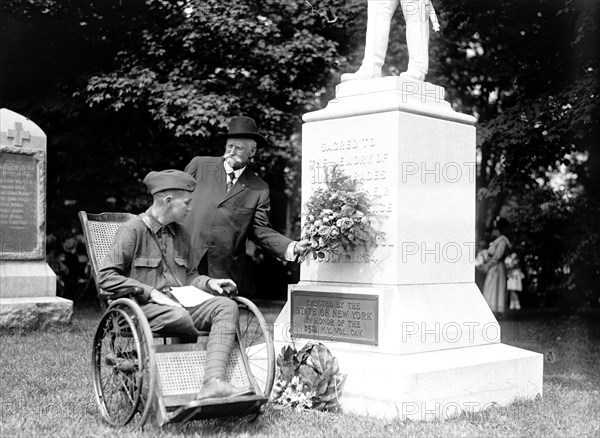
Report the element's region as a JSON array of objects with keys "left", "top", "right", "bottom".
[
  {"left": 301, "top": 165, "right": 384, "bottom": 261},
  {"left": 271, "top": 342, "right": 347, "bottom": 411}
]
